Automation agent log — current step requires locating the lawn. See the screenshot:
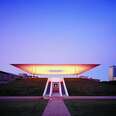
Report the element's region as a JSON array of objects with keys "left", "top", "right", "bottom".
[
  {"left": 64, "top": 99, "right": 116, "bottom": 116},
  {"left": 0, "top": 99, "right": 48, "bottom": 116},
  {"left": 64, "top": 78, "right": 116, "bottom": 96},
  {"left": 0, "top": 78, "right": 47, "bottom": 96}
]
